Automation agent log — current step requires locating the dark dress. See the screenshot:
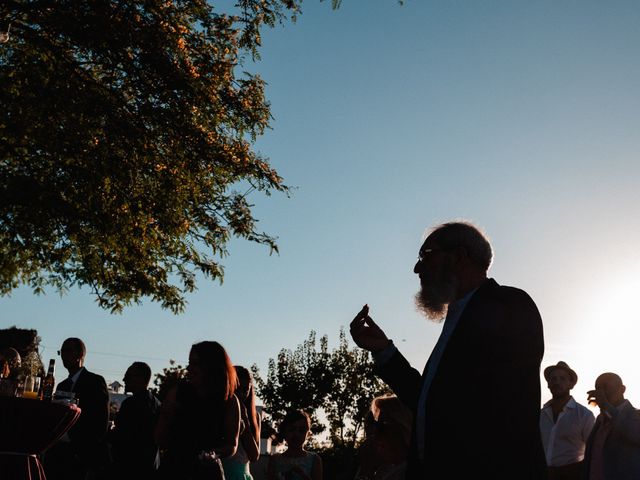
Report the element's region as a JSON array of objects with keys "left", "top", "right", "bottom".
[{"left": 157, "top": 381, "right": 227, "bottom": 480}]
